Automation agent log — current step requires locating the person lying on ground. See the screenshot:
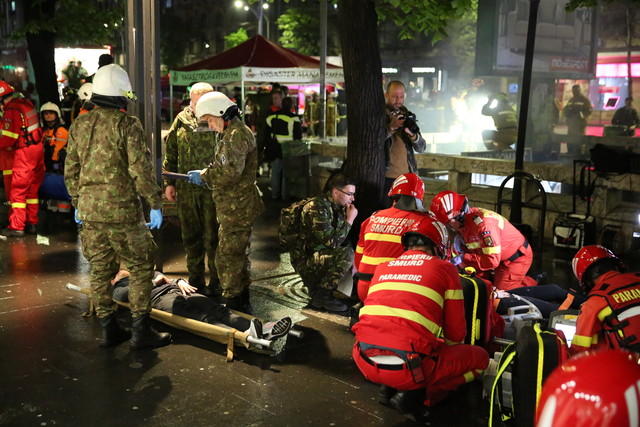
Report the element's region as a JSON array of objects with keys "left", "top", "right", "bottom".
[{"left": 111, "top": 270, "right": 292, "bottom": 342}]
